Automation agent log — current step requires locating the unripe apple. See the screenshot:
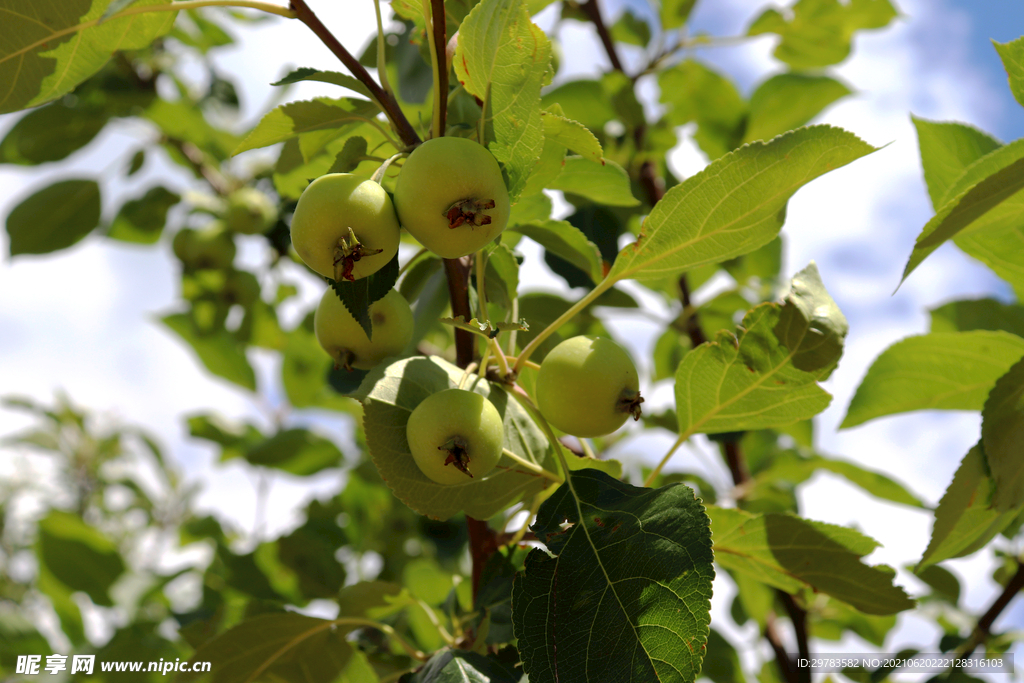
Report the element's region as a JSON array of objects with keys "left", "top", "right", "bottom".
[
  {"left": 291, "top": 174, "right": 400, "bottom": 282},
  {"left": 224, "top": 187, "right": 277, "bottom": 235},
  {"left": 406, "top": 388, "right": 504, "bottom": 485},
  {"left": 172, "top": 225, "right": 236, "bottom": 271},
  {"left": 393, "top": 137, "right": 510, "bottom": 259},
  {"left": 535, "top": 335, "right": 643, "bottom": 437},
  {"left": 314, "top": 288, "right": 413, "bottom": 370}
]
